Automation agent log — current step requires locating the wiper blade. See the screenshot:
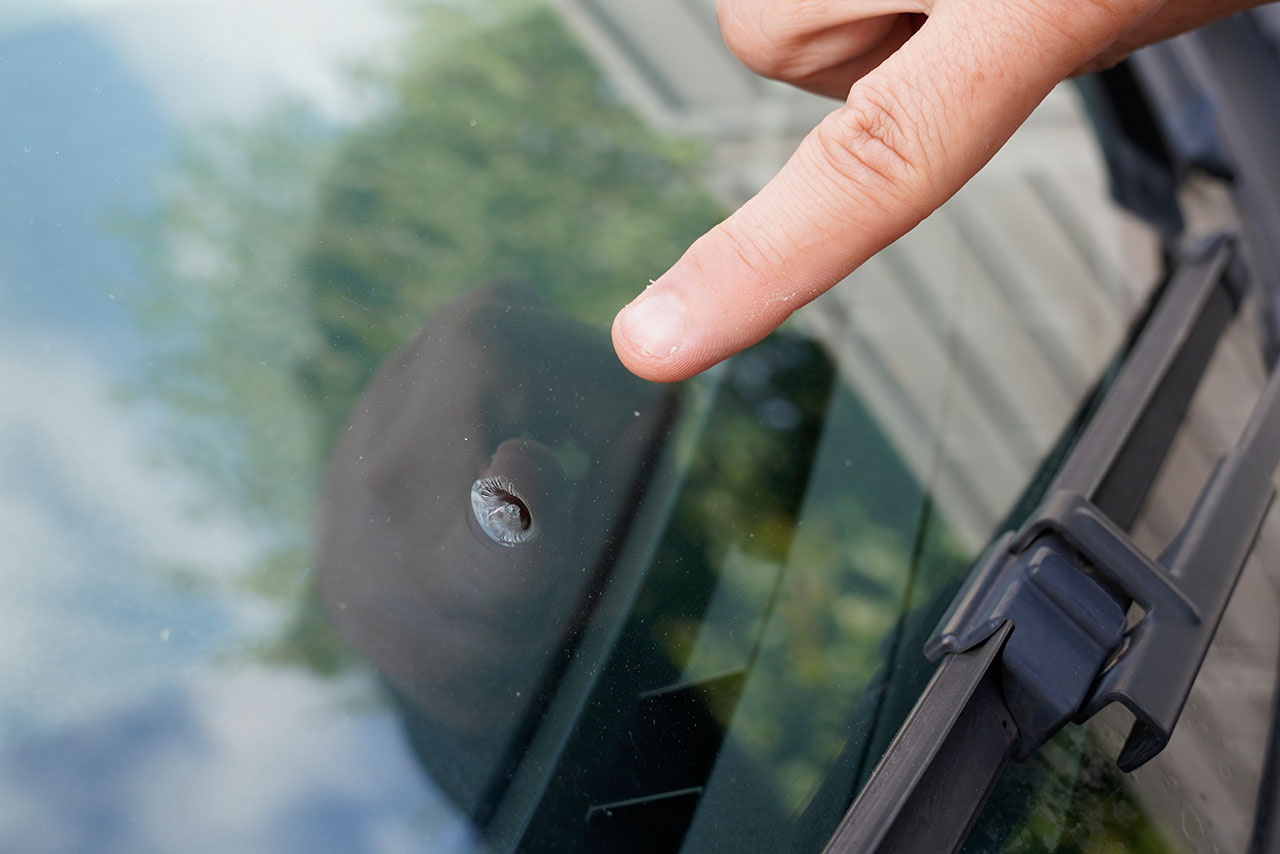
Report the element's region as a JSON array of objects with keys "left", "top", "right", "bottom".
[
  {"left": 823, "top": 623, "right": 1016, "bottom": 854},
  {"left": 829, "top": 235, "right": 1280, "bottom": 852}
]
